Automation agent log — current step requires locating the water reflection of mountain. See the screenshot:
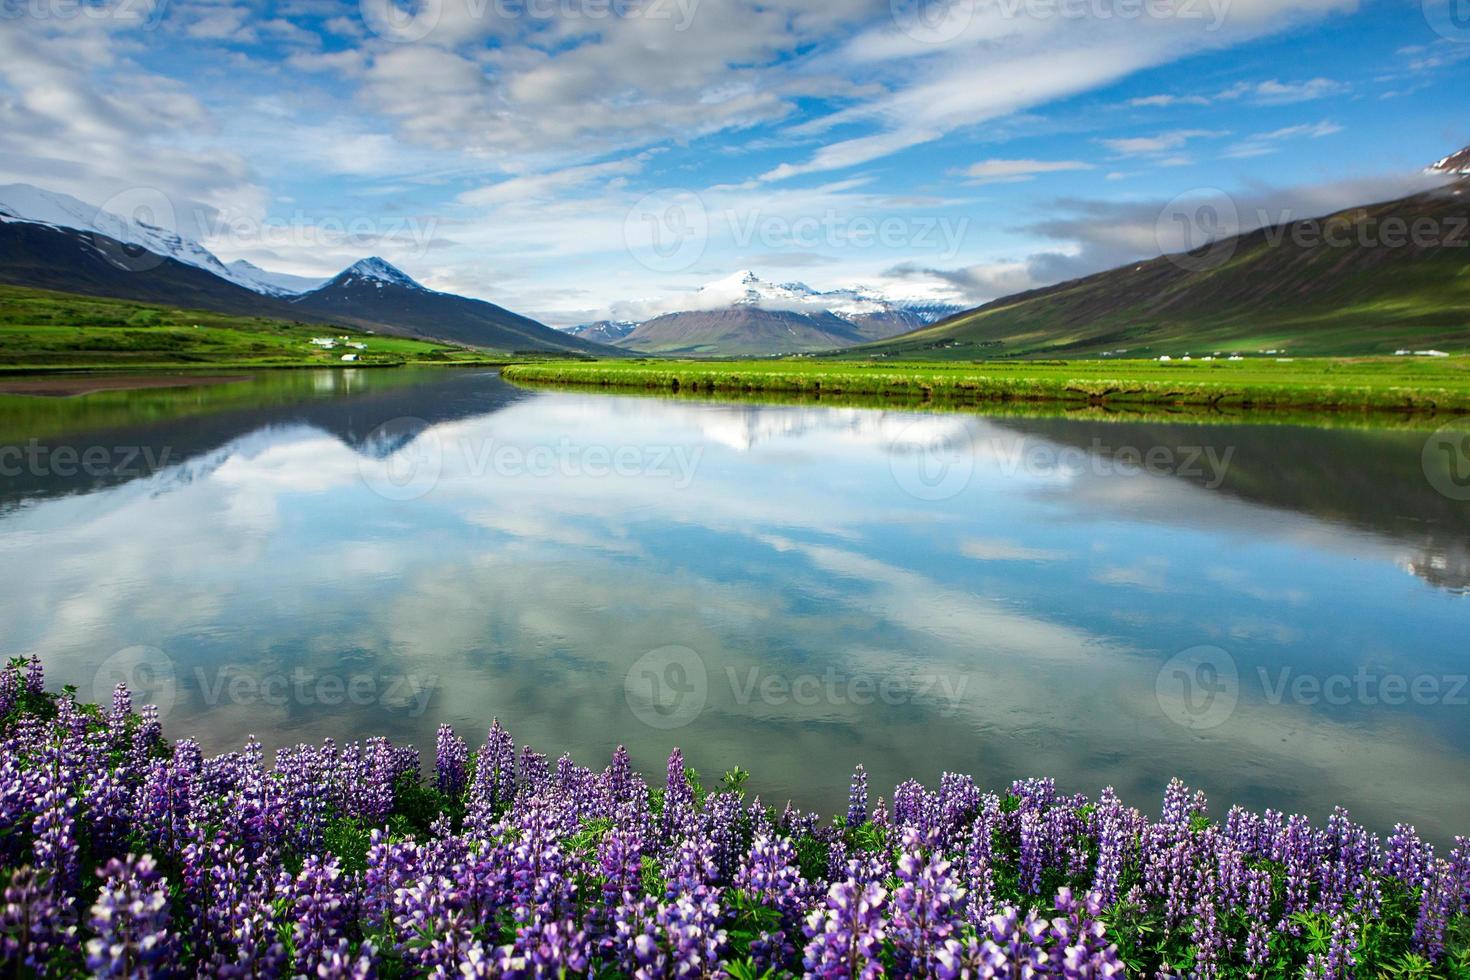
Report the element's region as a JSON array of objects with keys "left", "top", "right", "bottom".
[
  {"left": 0, "top": 369, "right": 526, "bottom": 510},
  {"left": 577, "top": 401, "right": 1470, "bottom": 593},
  {"left": 995, "top": 417, "right": 1470, "bottom": 594}
]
